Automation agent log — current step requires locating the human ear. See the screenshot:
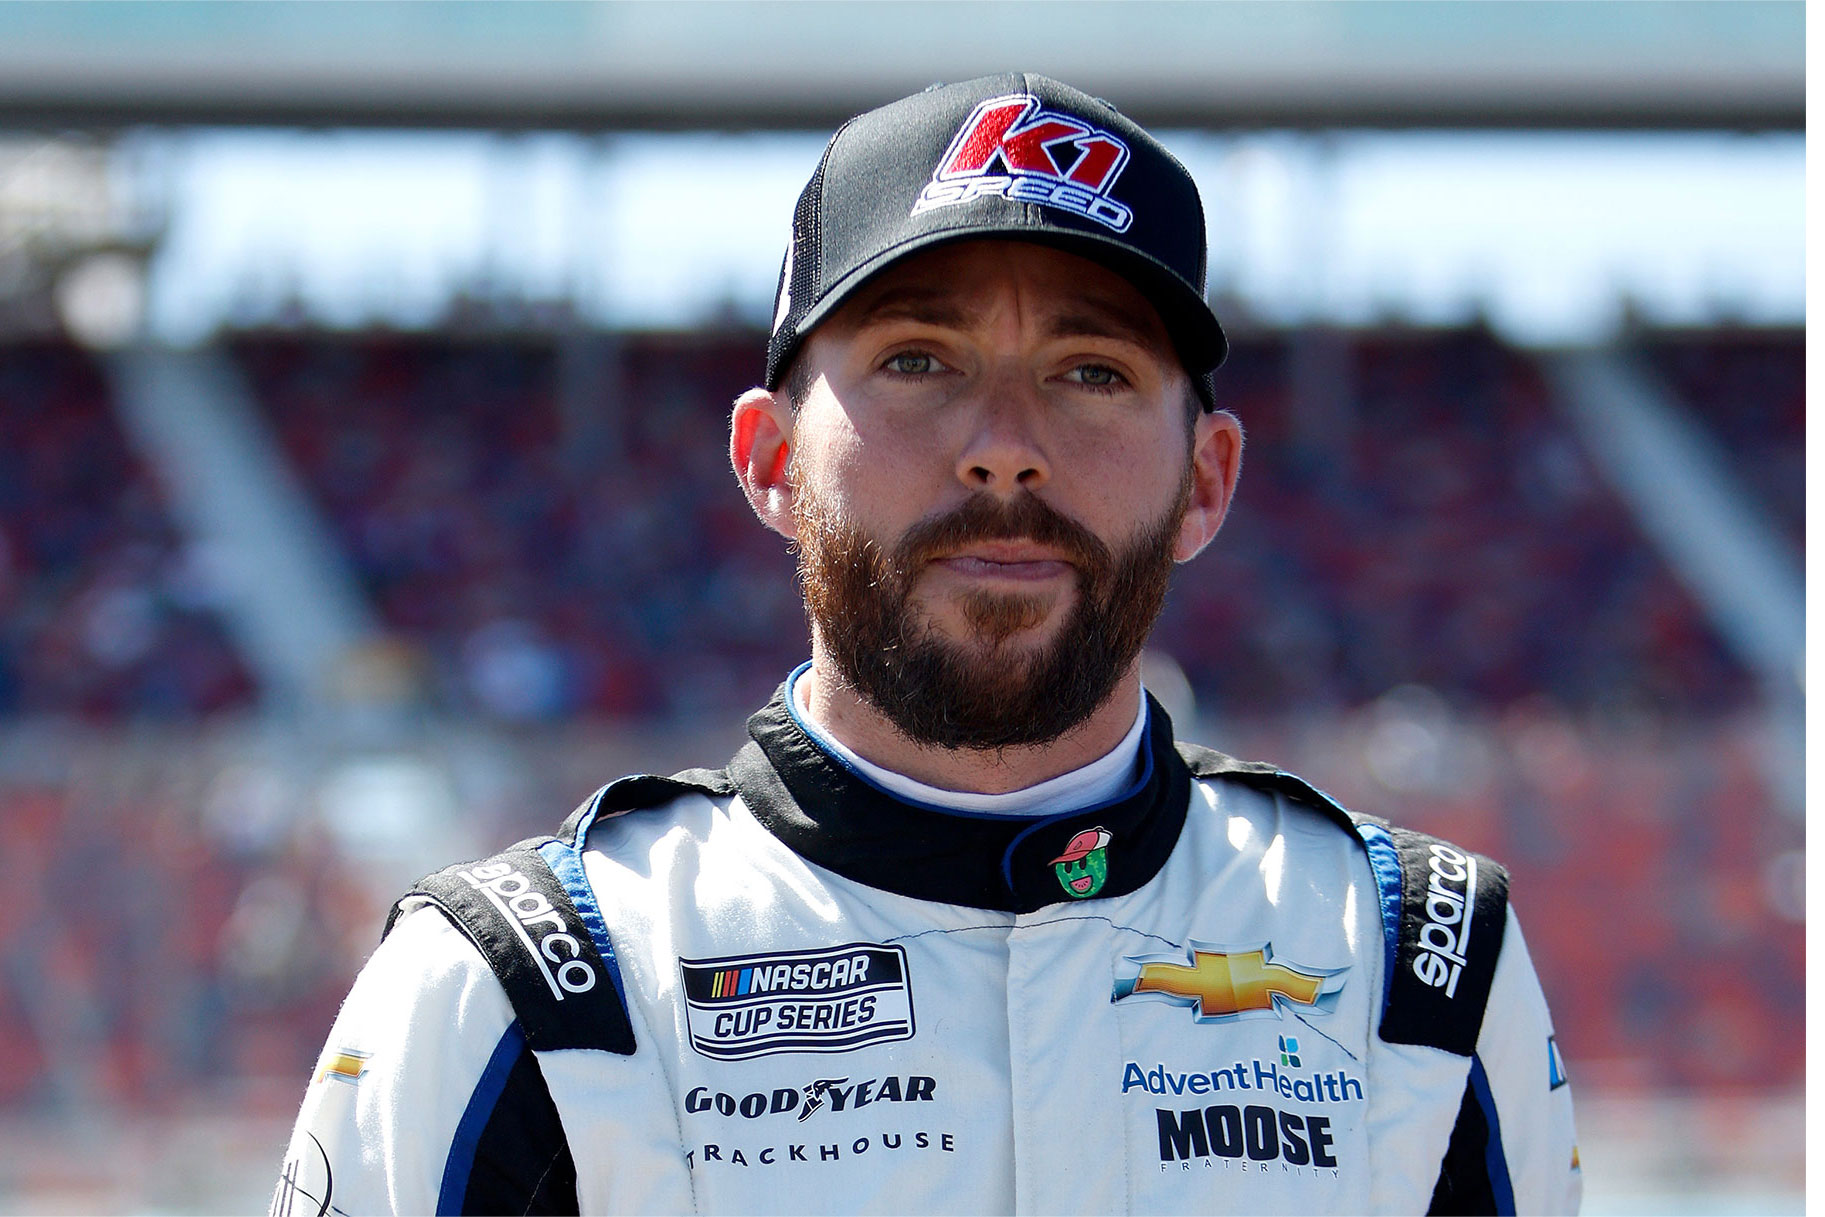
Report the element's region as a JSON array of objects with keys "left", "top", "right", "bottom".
[
  {"left": 730, "top": 387, "right": 797, "bottom": 539},
  {"left": 1173, "top": 410, "right": 1243, "bottom": 562}
]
